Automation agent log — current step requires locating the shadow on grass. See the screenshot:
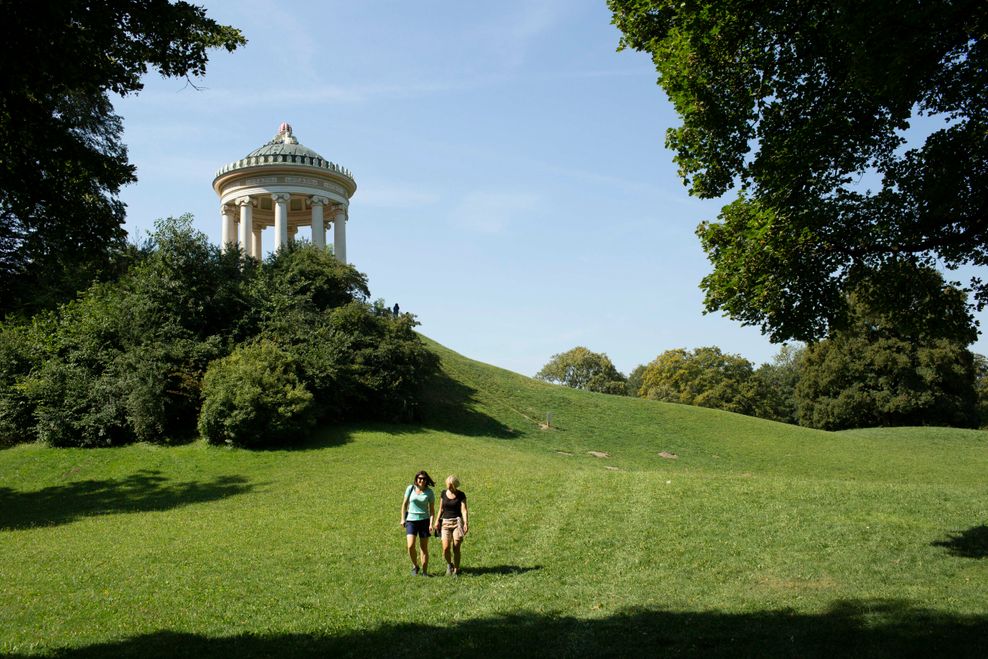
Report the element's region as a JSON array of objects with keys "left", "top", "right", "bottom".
[
  {"left": 416, "top": 369, "right": 520, "bottom": 439},
  {"left": 932, "top": 525, "right": 988, "bottom": 558},
  {"left": 0, "top": 469, "right": 253, "bottom": 531},
  {"left": 256, "top": 366, "right": 520, "bottom": 450},
  {"left": 461, "top": 564, "right": 542, "bottom": 576},
  {"left": 15, "top": 599, "right": 988, "bottom": 658}
]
